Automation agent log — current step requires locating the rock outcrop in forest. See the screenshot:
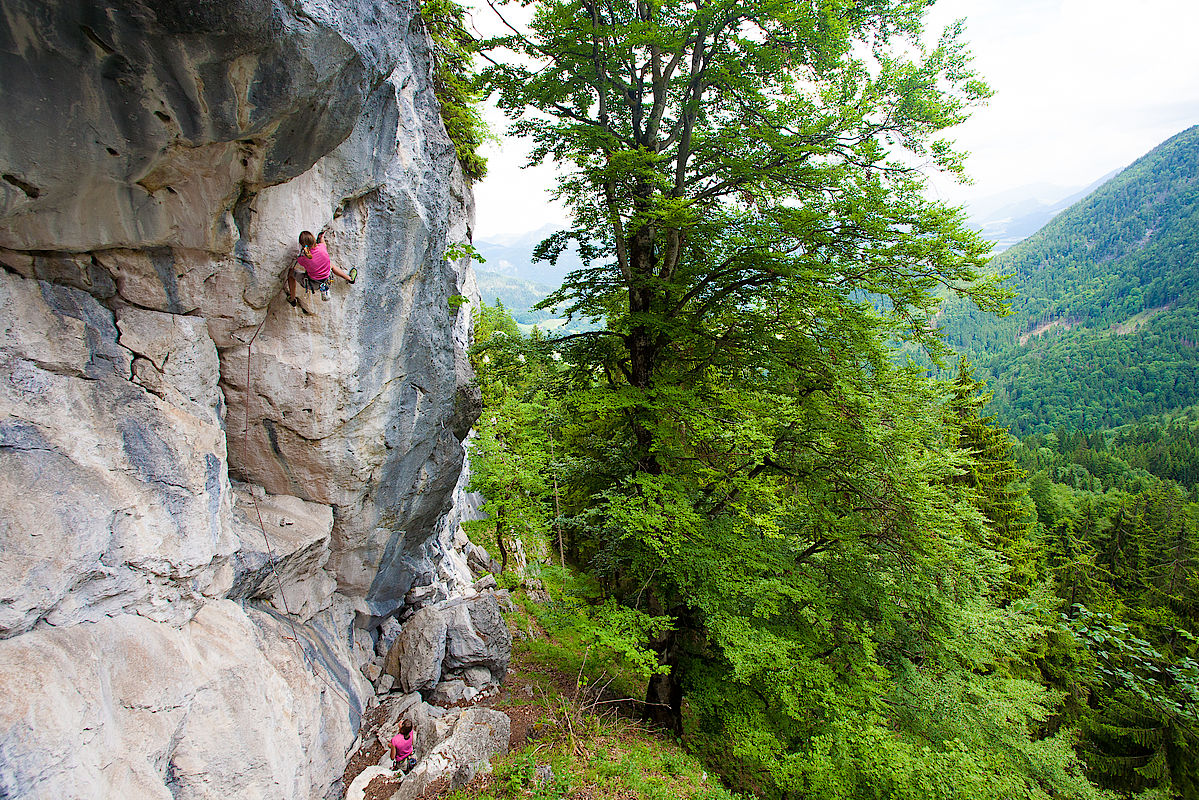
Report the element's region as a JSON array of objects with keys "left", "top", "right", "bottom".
[{"left": 0, "top": 1, "right": 501, "bottom": 797}]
